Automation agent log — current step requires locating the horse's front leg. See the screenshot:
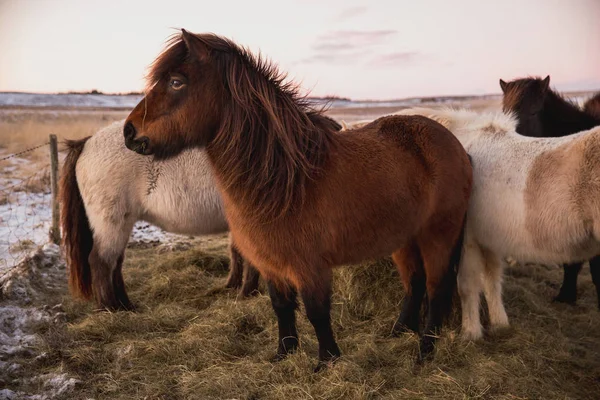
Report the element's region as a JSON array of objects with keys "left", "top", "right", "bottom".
[
  {"left": 300, "top": 268, "right": 341, "bottom": 372},
  {"left": 554, "top": 262, "right": 583, "bottom": 304},
  {"left": 268, "top": 280, "right": 299, "bottom": 360}
]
